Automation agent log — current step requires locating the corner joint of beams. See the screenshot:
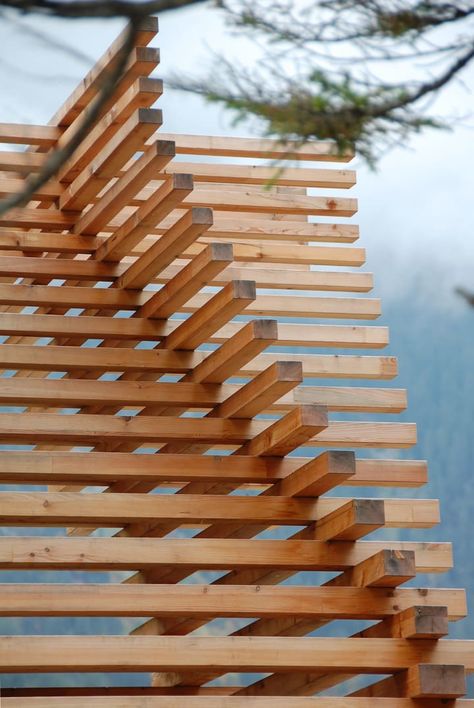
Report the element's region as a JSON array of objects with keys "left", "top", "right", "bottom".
[
  {"left": 277, "top": 450, "right": 356, "bottom": 497},
  {"left": 404, "top": 663, "right": 466, "bottom": 698}
]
